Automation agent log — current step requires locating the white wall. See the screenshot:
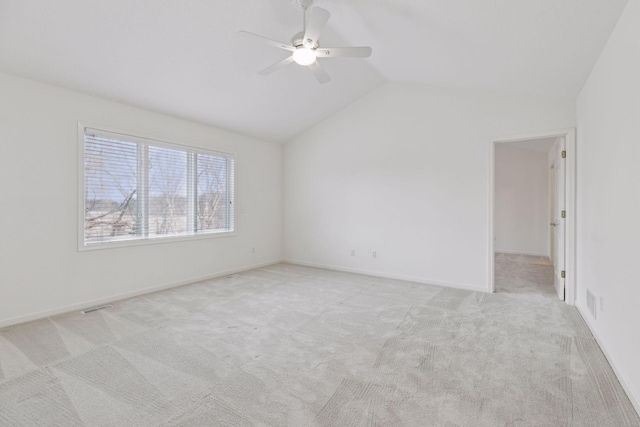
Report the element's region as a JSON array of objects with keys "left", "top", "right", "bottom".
[
  {"left": 284, "top": 83, "right": 575, "bottom": 290},
  {"left": 494, "top": 145, "right": 549, "bottom": 257},
  {"left": 576, "top": 0, "right": 640, "bottom": 411},
  {"left": 0, "top": 72, "right": 283, "bottom": 326}
]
